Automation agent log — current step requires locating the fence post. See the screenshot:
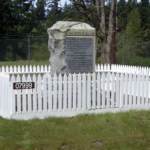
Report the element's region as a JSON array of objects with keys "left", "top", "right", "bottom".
[{"left": 28, "top": 34, "right": 30, "bottom": 69}]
